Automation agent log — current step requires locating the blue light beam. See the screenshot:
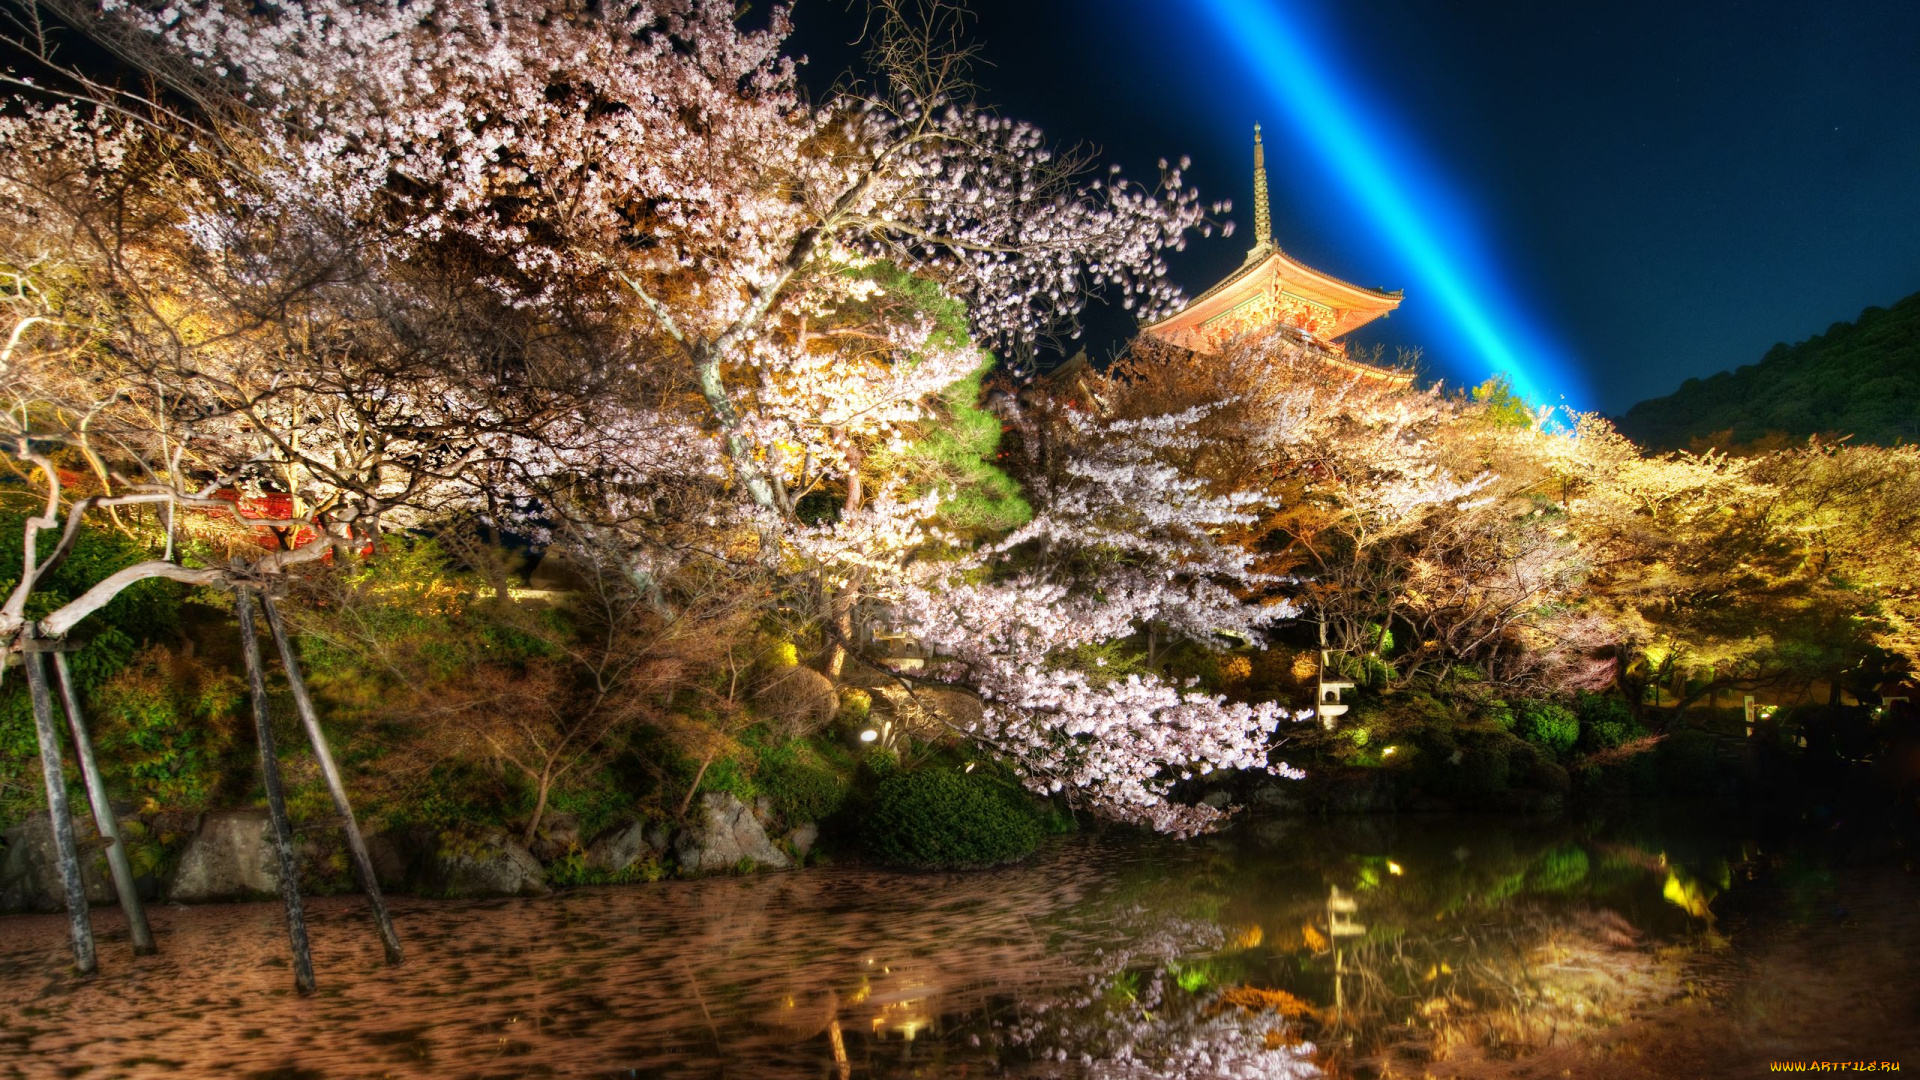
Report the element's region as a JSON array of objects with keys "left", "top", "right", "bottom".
[{"left": 1196, "top": 0, "right": 1583, "bottom": 409}]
